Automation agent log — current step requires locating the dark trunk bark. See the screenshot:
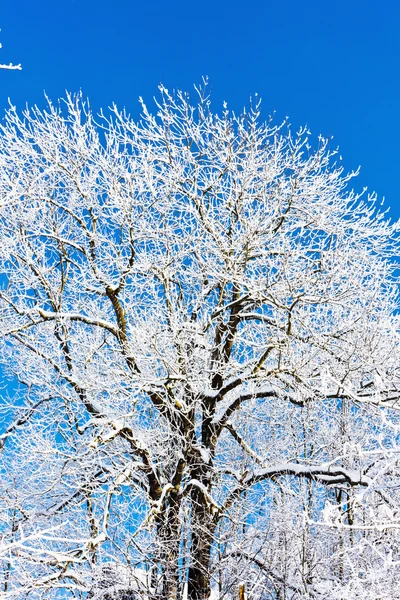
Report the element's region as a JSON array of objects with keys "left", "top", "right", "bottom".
[
  {"left": 187, "top": 531, "right": 212, "bottom": 600},
  {"left": 187, "top": 481, "right": 214, "bottom": 600},
  {"left": 153, "top": 492, "right": 182, "bottom": 600}
]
